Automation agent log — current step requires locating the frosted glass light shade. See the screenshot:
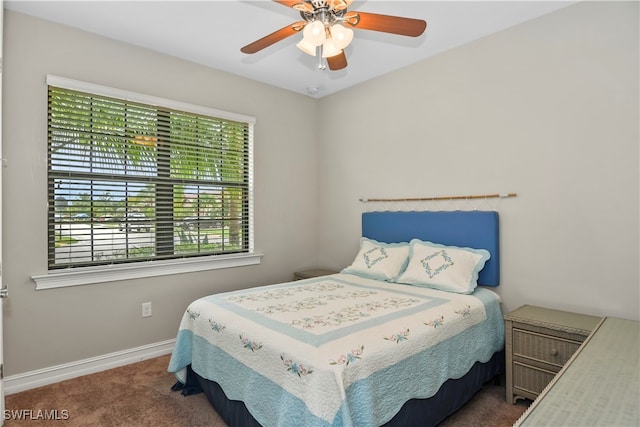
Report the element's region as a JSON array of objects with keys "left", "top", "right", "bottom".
[
  {"left": 302, "top": 20, "right": 326, "bottom": 46},
  {"left": 330, "top": 24, "right": 353, "bottom": 50},
  {"left": 321, "top": 38, "right": 342, "bottom": 58},
  {"left": 297, "top": 38, "right": 317, "bottom": 56}
]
